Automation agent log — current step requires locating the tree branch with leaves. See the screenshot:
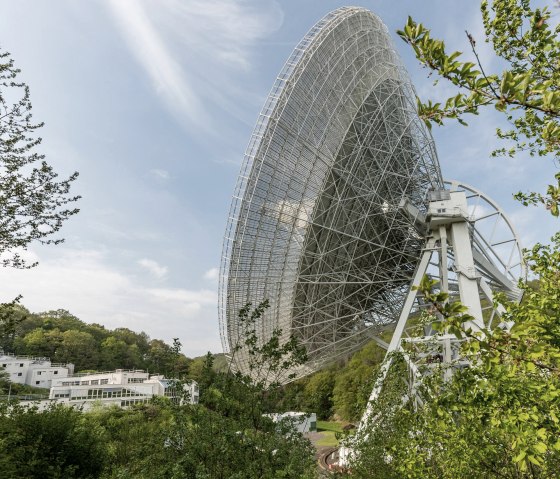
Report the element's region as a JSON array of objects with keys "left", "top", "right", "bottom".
[
  {"left": 0, "top": 48, "right": 80, "bottom": 268},
  {"left": 398, "top": 0, "right": 560, "bottom": 215}
]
